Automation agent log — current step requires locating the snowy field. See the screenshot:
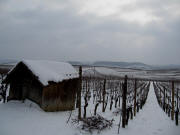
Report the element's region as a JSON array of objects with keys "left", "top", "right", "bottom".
[
  {"left": 78, "top": 66, "right": 180, "bottom": 81},
  {"left": 0, "top": 83, "right": 180, "bottom": 135}
]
